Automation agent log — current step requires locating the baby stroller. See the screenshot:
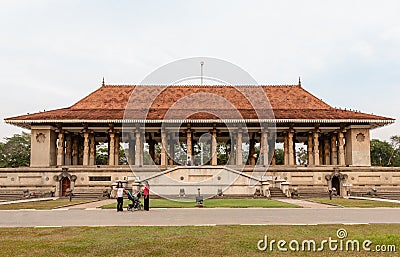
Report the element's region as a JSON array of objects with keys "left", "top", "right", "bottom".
[{"left": 127, "top": 191, "right": 143, "bottom": 211}]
